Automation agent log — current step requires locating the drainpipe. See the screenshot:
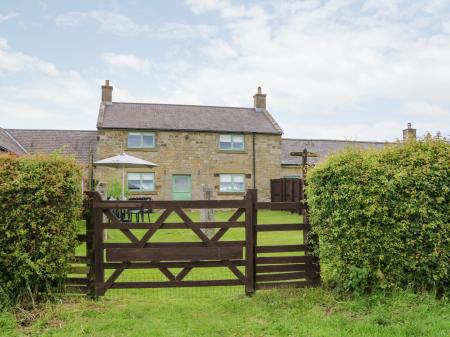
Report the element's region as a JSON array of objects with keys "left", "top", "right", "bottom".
[{"left": 252, "top": 133, "right": 256, "bottom": 188}]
